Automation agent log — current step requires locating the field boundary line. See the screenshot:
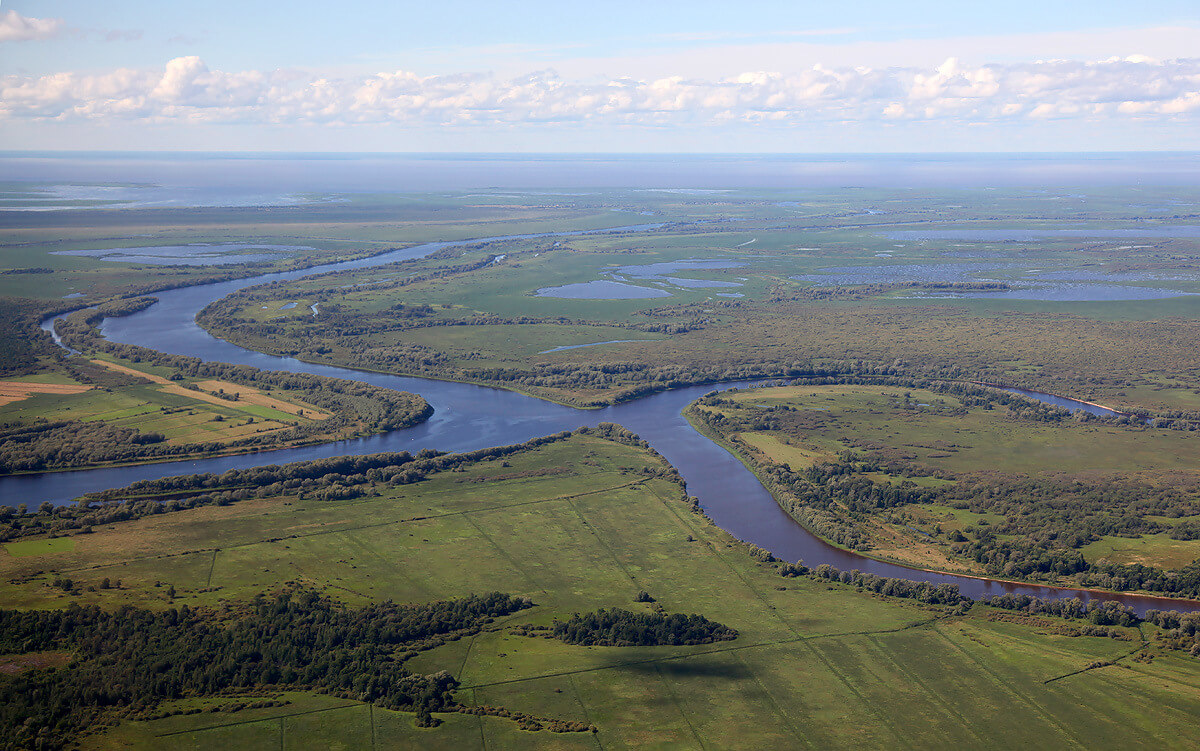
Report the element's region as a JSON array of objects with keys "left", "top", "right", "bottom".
[
  {"left": 153, "top": 702, "right": 361, "bottom": 738},
  {"left": 566, "top": 674, "right": 605, "bottom": 751},
  {"left": 732, "top": 649, "right": 816, "bottom": 750},
  {"left": 797, "top": 638, "right": 916, "bottom": 750},
  {"left": 53, "top": 478, "right": 649, "bottom": 575},
  {"left": 205, "top": 549, "right": 218, "bottom": 588},
  {"left": 1042, "top": 642, "right": 1148, "bottom": 684},
  {"left": 647, "top": 484, "right": 801, "bottom": 640},
  {"left": 933, "top": 623, "right": 1089, "bottom": 749},
  {"left": 864, "top": 633, "right": 989, "bottom": 747},
  {"left": 461, "top": 514, "right": 550, "bottom": 595},
  {"left": 460, "top": 616, "right": 941, "bottom": 690},
  {"left": 559, "top": 486, "right": 647, "bottom": 587}
]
